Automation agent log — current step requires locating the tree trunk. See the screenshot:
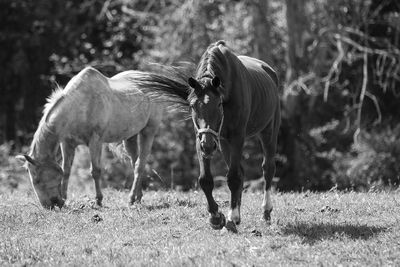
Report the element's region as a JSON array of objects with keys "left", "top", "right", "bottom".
[
  {"left": 280, "top": 0, "right": 311, "bottom": 190},
  {"left": 251, "top": 0, "right": 272, "bottom": 63}
]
